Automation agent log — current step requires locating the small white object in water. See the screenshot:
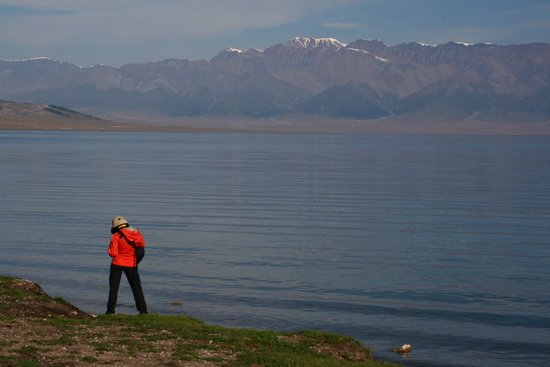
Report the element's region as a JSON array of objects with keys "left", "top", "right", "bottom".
[{"left": 393, "top": 344, "right": 412, "bottom": 354}]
